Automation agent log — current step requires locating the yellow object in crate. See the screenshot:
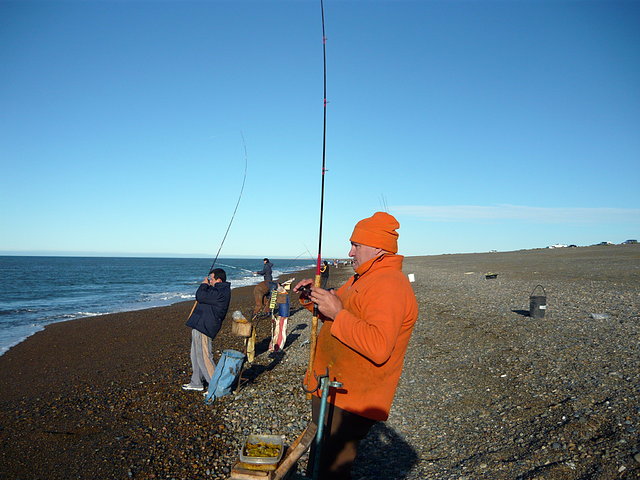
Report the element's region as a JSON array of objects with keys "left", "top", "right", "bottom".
[
  {"left": 240, "top": 435, "right": 284, "bottom": 464},
  {"left": 268, "top": 289, "right": 278, "bottom": 310}
]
